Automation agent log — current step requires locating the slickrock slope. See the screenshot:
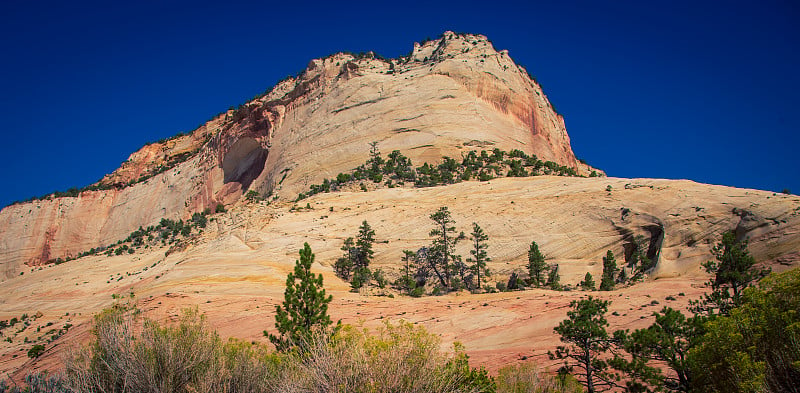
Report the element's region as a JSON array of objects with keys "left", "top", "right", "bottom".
[
  {"left": 0, "top": 32, "right": 594, "bottom": 275},
  {"left": 1, "top": 176, "right": 798, "bottom": 377}
]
